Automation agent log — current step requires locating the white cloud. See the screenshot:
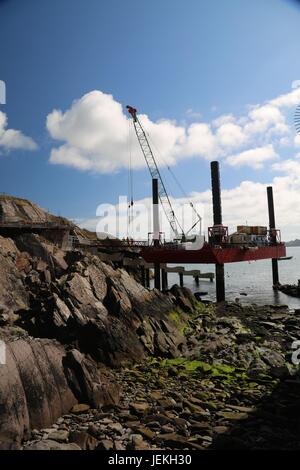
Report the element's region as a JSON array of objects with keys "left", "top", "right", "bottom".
[
  {"left": 47, "top": 91, "right": 132, "bottom": 172},
  {"left": 216, "top": 122, "right": 247, "bottom": 148},
  {"left": 0, "top": 111, "right": 37, "bottom": 151},
  {"left": 221, "top": 175, "right": 300, "bottom": 240},
  {"left": 47, "top": 86, "right": 300, "bottom": 174},
  {"left": 47, "top": 91, "right": 196, "bottom": 172},
  {"left": 272, "top": 159, "right": 300, "bottom": 179},
  {"left": 80, "top": 171, "right": 300, "bottom": 242},
  {"left": 226, "top": 145, "right": 279, "bottom": 169},
  {"left": 212, "top": 114, "right": 235, "bottom": 127},
  {"left": 249, "top": 104, "right": 284, "bottom": 125},
  {"left": 180, "top": 122, "right": 221, "bottom": 159},
  {"left": 47, "top": 86, "right": 300, "bottom": 240},
  {"left": 47, "top": 91, "right": 234, "bottom": 172},
  {"left": 245, "top": 104, "right": 288, "bottom": 136},
  {"left": 270, "top": 87, "right": 300, "bottom": 108},
  {"left": 294, "top": 134, "right": 300, "bottom": 147}
]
